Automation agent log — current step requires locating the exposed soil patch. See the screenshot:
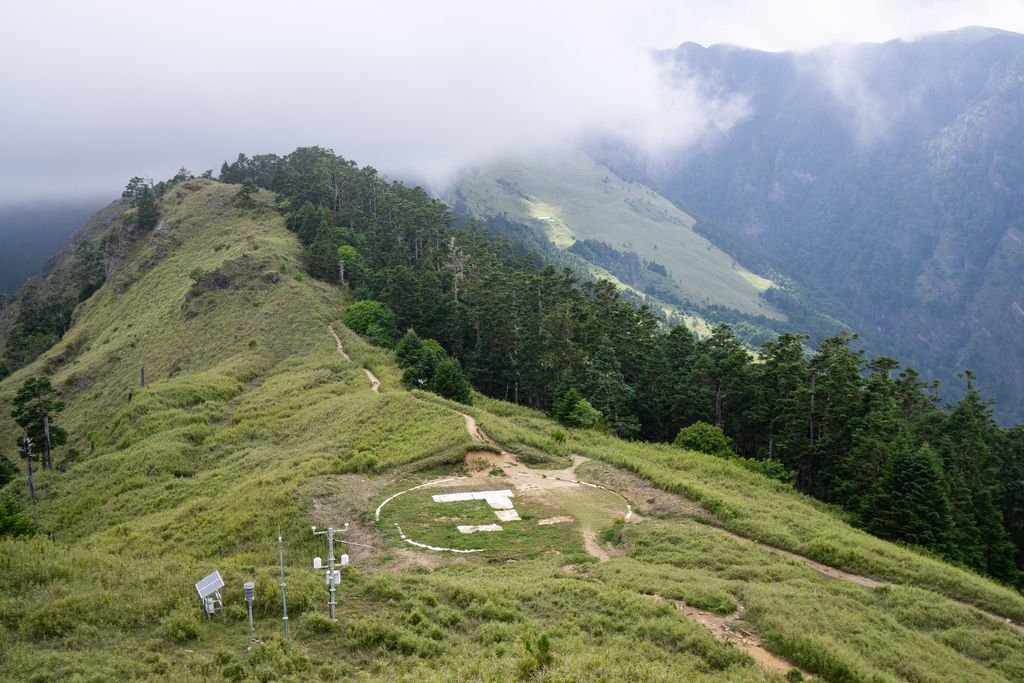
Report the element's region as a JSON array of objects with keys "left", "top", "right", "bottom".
[
  {"left": 511, "top": 454, "right": 592, "bottom": 491},
  {"left": 389, "top": 548, "right": 462, "bottom": 572},
  {"left": 464, "top": 449, "right": 519, "bottom": 475},
  {"left": 574, "top": 459, "right": 710, "bottom": 520}
]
